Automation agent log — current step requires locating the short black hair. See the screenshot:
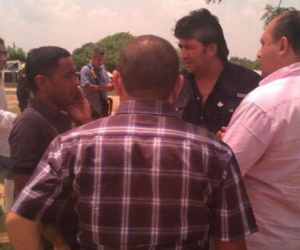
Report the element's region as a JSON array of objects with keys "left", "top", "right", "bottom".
[
  {"left": 25, "top": 46, "right": 70, "bottom": 92},
  {"left": 92, "top": 48, "right": 105, "bottom": 56},
  {"left": 174, "top": 8, "right": 229, "bottom": 62},
  {"left": 0, "top": 38, "right": 4, "bottom": 45},
  {"left": 272, "top": 11, "right": 300, "bottom": 56}
]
